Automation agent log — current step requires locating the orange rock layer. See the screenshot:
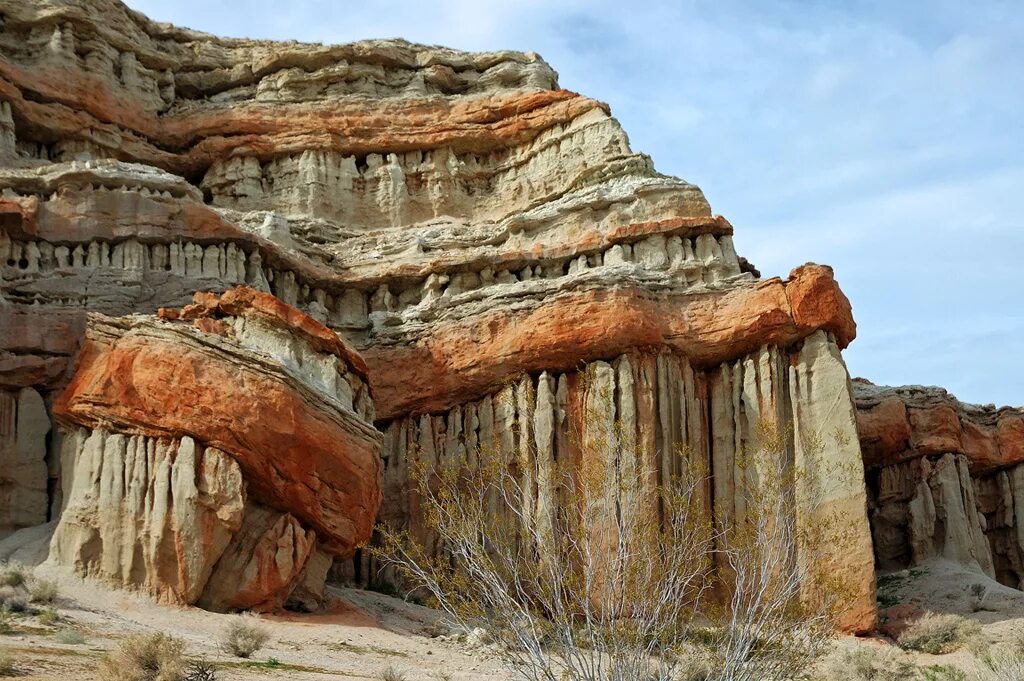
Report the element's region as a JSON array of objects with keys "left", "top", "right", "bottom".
[
  {"left": 54, "top": 297, "right": 382, "bottom": 556},
  {"left": 365, "top": 263, "right": 855, "bottom": 419}
]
